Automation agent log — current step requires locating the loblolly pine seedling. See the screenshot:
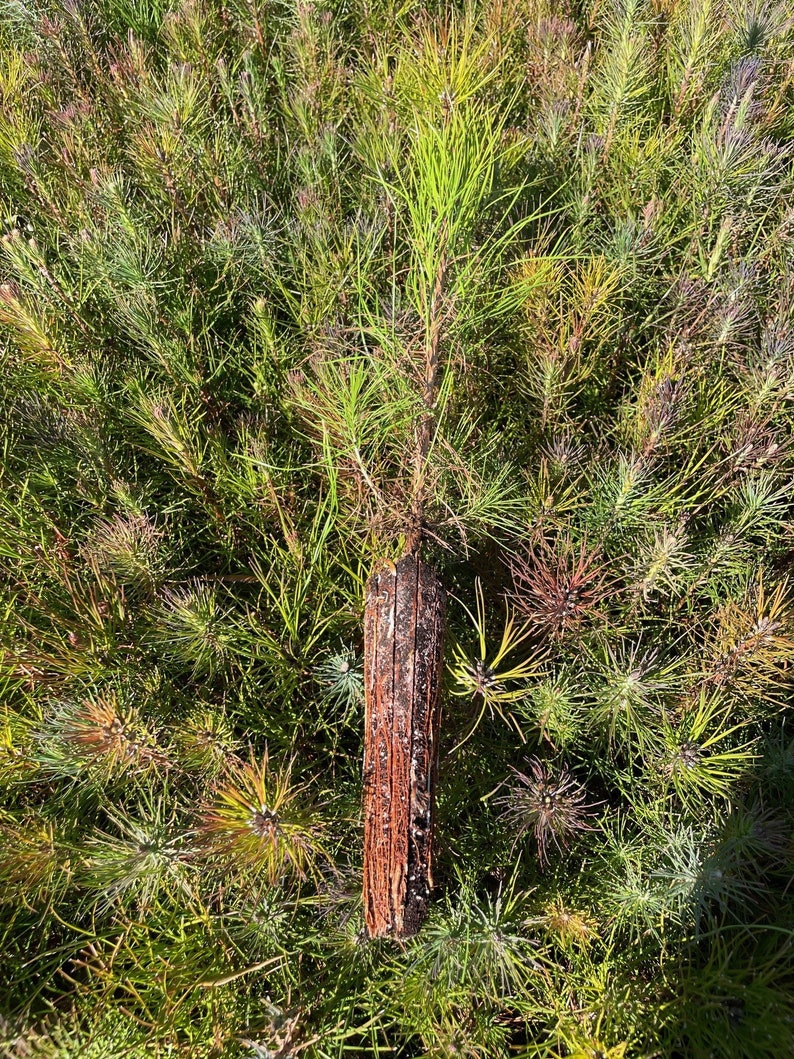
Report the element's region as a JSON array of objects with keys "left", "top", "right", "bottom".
[
  {"left": 539, "top": 896, "right": 599, "bottom": 951},
  {"left": 199, "top": 750, "right": 328, "bottom": 886},
  {"left": 0, "top": 813, "right": 72, "bottom": 907},
  {"left": 518, "top": 673, "right": 583, "bottom": 750},
  {"left": 3, "top": 1009, "right": 158, "bottom": 1059},
  {"left": 313, "top": 645, "right": 365, "bottom": 748},
  {"left": 660, "top": 690, "right": 757, "bottom": 807},
  {"left": 153, "top": 583, "right": 238, "bottom": 678},
  {"left": 449, "top": 578, "right": 547, "bottom": 747},
  {"left": 314, "top": 645, "right": 364, "bottom": 713},
  {"left": 33, "top": 693, "right": 168, "bottom": 782},
  {"left": 651, "top": 823, "right": 762, "bottom": 933},
  {"left": 172, "top": 707, "right": 238, "bottom": 777},
  {"left": 508, "top": 534, "right": 614, "bottom": 641},
  {"left": 702, "top": 577, "right": 794, "bottom": 700},
  {"left": 587, "top": 640, "right": 683, "bottom": 762},
  {"left": 396, "top": 867, "right": 545, "bottom": 1022},
  {"left": 80, "top": 512, "right": 166, "bottom": 597},
  {"left": 82, "top": 794, "right": 195, "bottom": 915},
  {"left": 496, "top": 758, "right": 599, "bottom": 868}
]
